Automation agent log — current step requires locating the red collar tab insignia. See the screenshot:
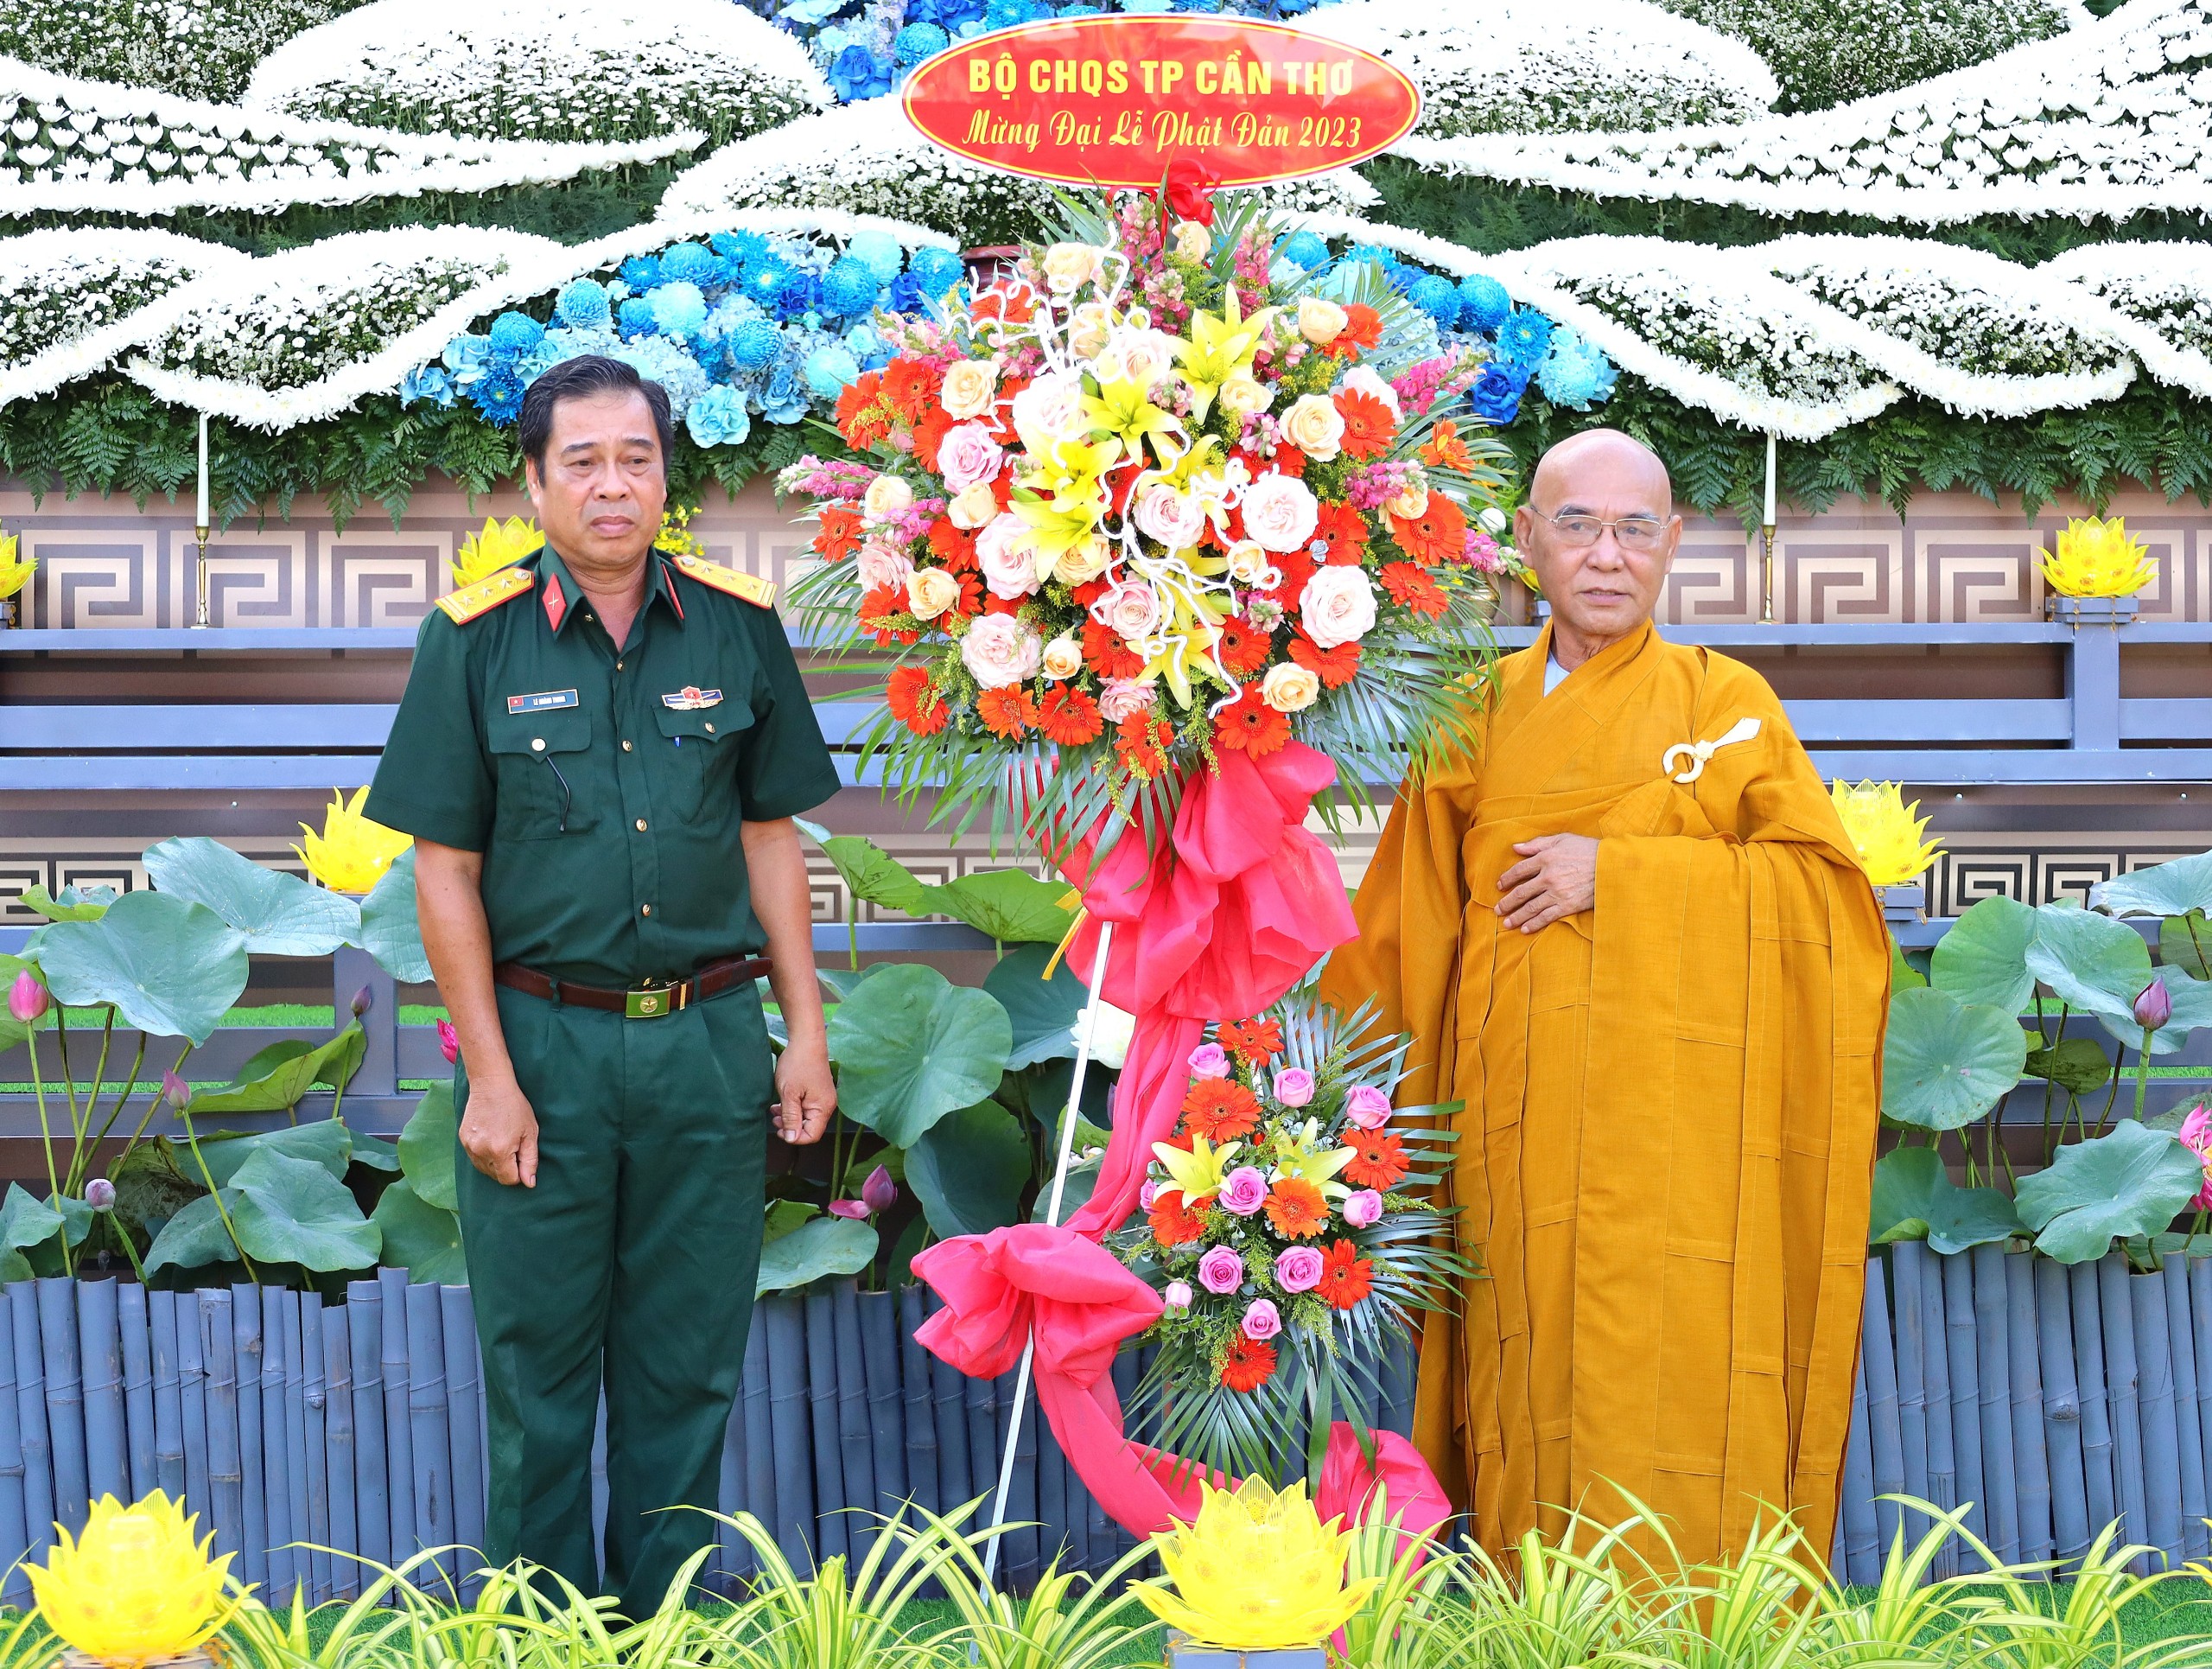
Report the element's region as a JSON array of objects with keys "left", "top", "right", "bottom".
[
  {"left": 673, "top": 552, "right": 777, "bottom": 609},
  {"left": 543, "top": 572, "right": 568, "bottom": 633},
  {"left": 660, "top": 559, "right": 685, "bottom": 621},
  {"left": 435, "top": 564, "right": 535, "bottom": 625}
]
